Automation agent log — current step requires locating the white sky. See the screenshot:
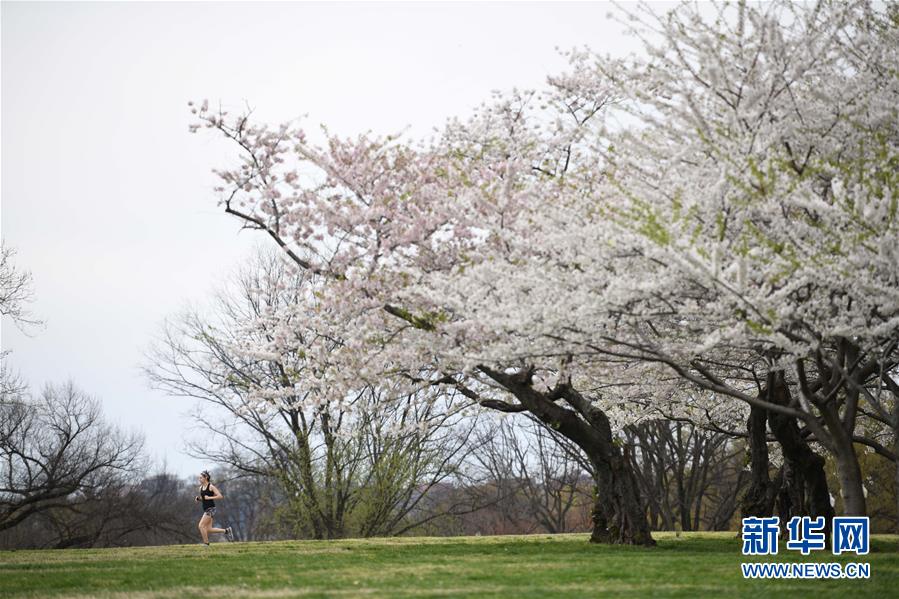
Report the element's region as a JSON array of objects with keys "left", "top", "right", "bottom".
[{"left": 1, "top": 1, "right": 674, "bottom": 476}]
